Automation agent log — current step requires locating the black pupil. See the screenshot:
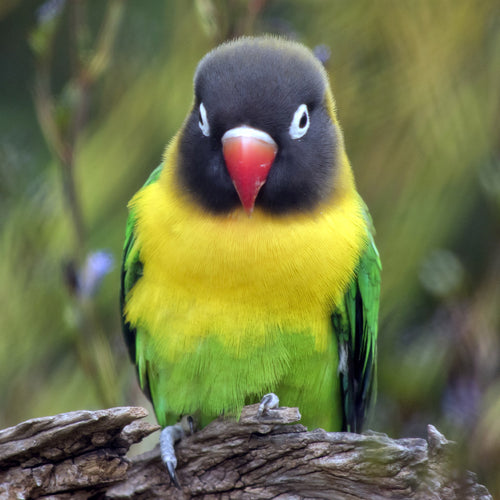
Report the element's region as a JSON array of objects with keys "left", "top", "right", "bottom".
[
  {"left": 299, "top": 112, "right": 308, "bottom": 128},
  {"left": 198, "top": 107, "right": 203, "bottom": 124}
]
